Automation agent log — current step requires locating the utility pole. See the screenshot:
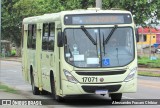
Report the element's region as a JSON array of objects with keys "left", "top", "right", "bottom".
[
  {"left": 141, "top": 27, "right": 144, "bottom": 55},
  {"left": 0, "top": 0, "right": 1, "bottom": 55},
  {"left": 96, "top": 0, "right": 102, "bottom": 9},
  {"left": 0, "top": 0, "right": 1, "bottom": 71},
  {"left": 149, "top": 26, "right": 152, "bottom": 59}
]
